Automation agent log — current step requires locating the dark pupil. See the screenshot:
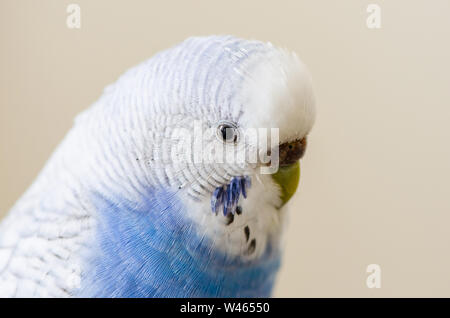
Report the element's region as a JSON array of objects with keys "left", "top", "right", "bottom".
[{"left": 221, "top": 126, "right": 234, "bottom": 141}]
